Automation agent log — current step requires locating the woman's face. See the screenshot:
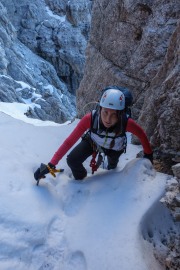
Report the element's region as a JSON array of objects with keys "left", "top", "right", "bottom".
[{"left": 100, "top": 107, "right": 118, "bottom": 128}]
